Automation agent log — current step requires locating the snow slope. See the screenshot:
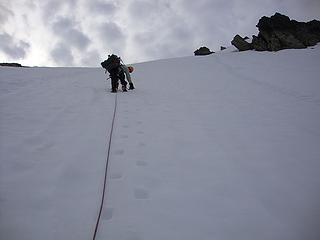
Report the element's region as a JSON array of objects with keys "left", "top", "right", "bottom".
[{"left": 1, "top": 45, "right": 320, "bottom": 240}]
